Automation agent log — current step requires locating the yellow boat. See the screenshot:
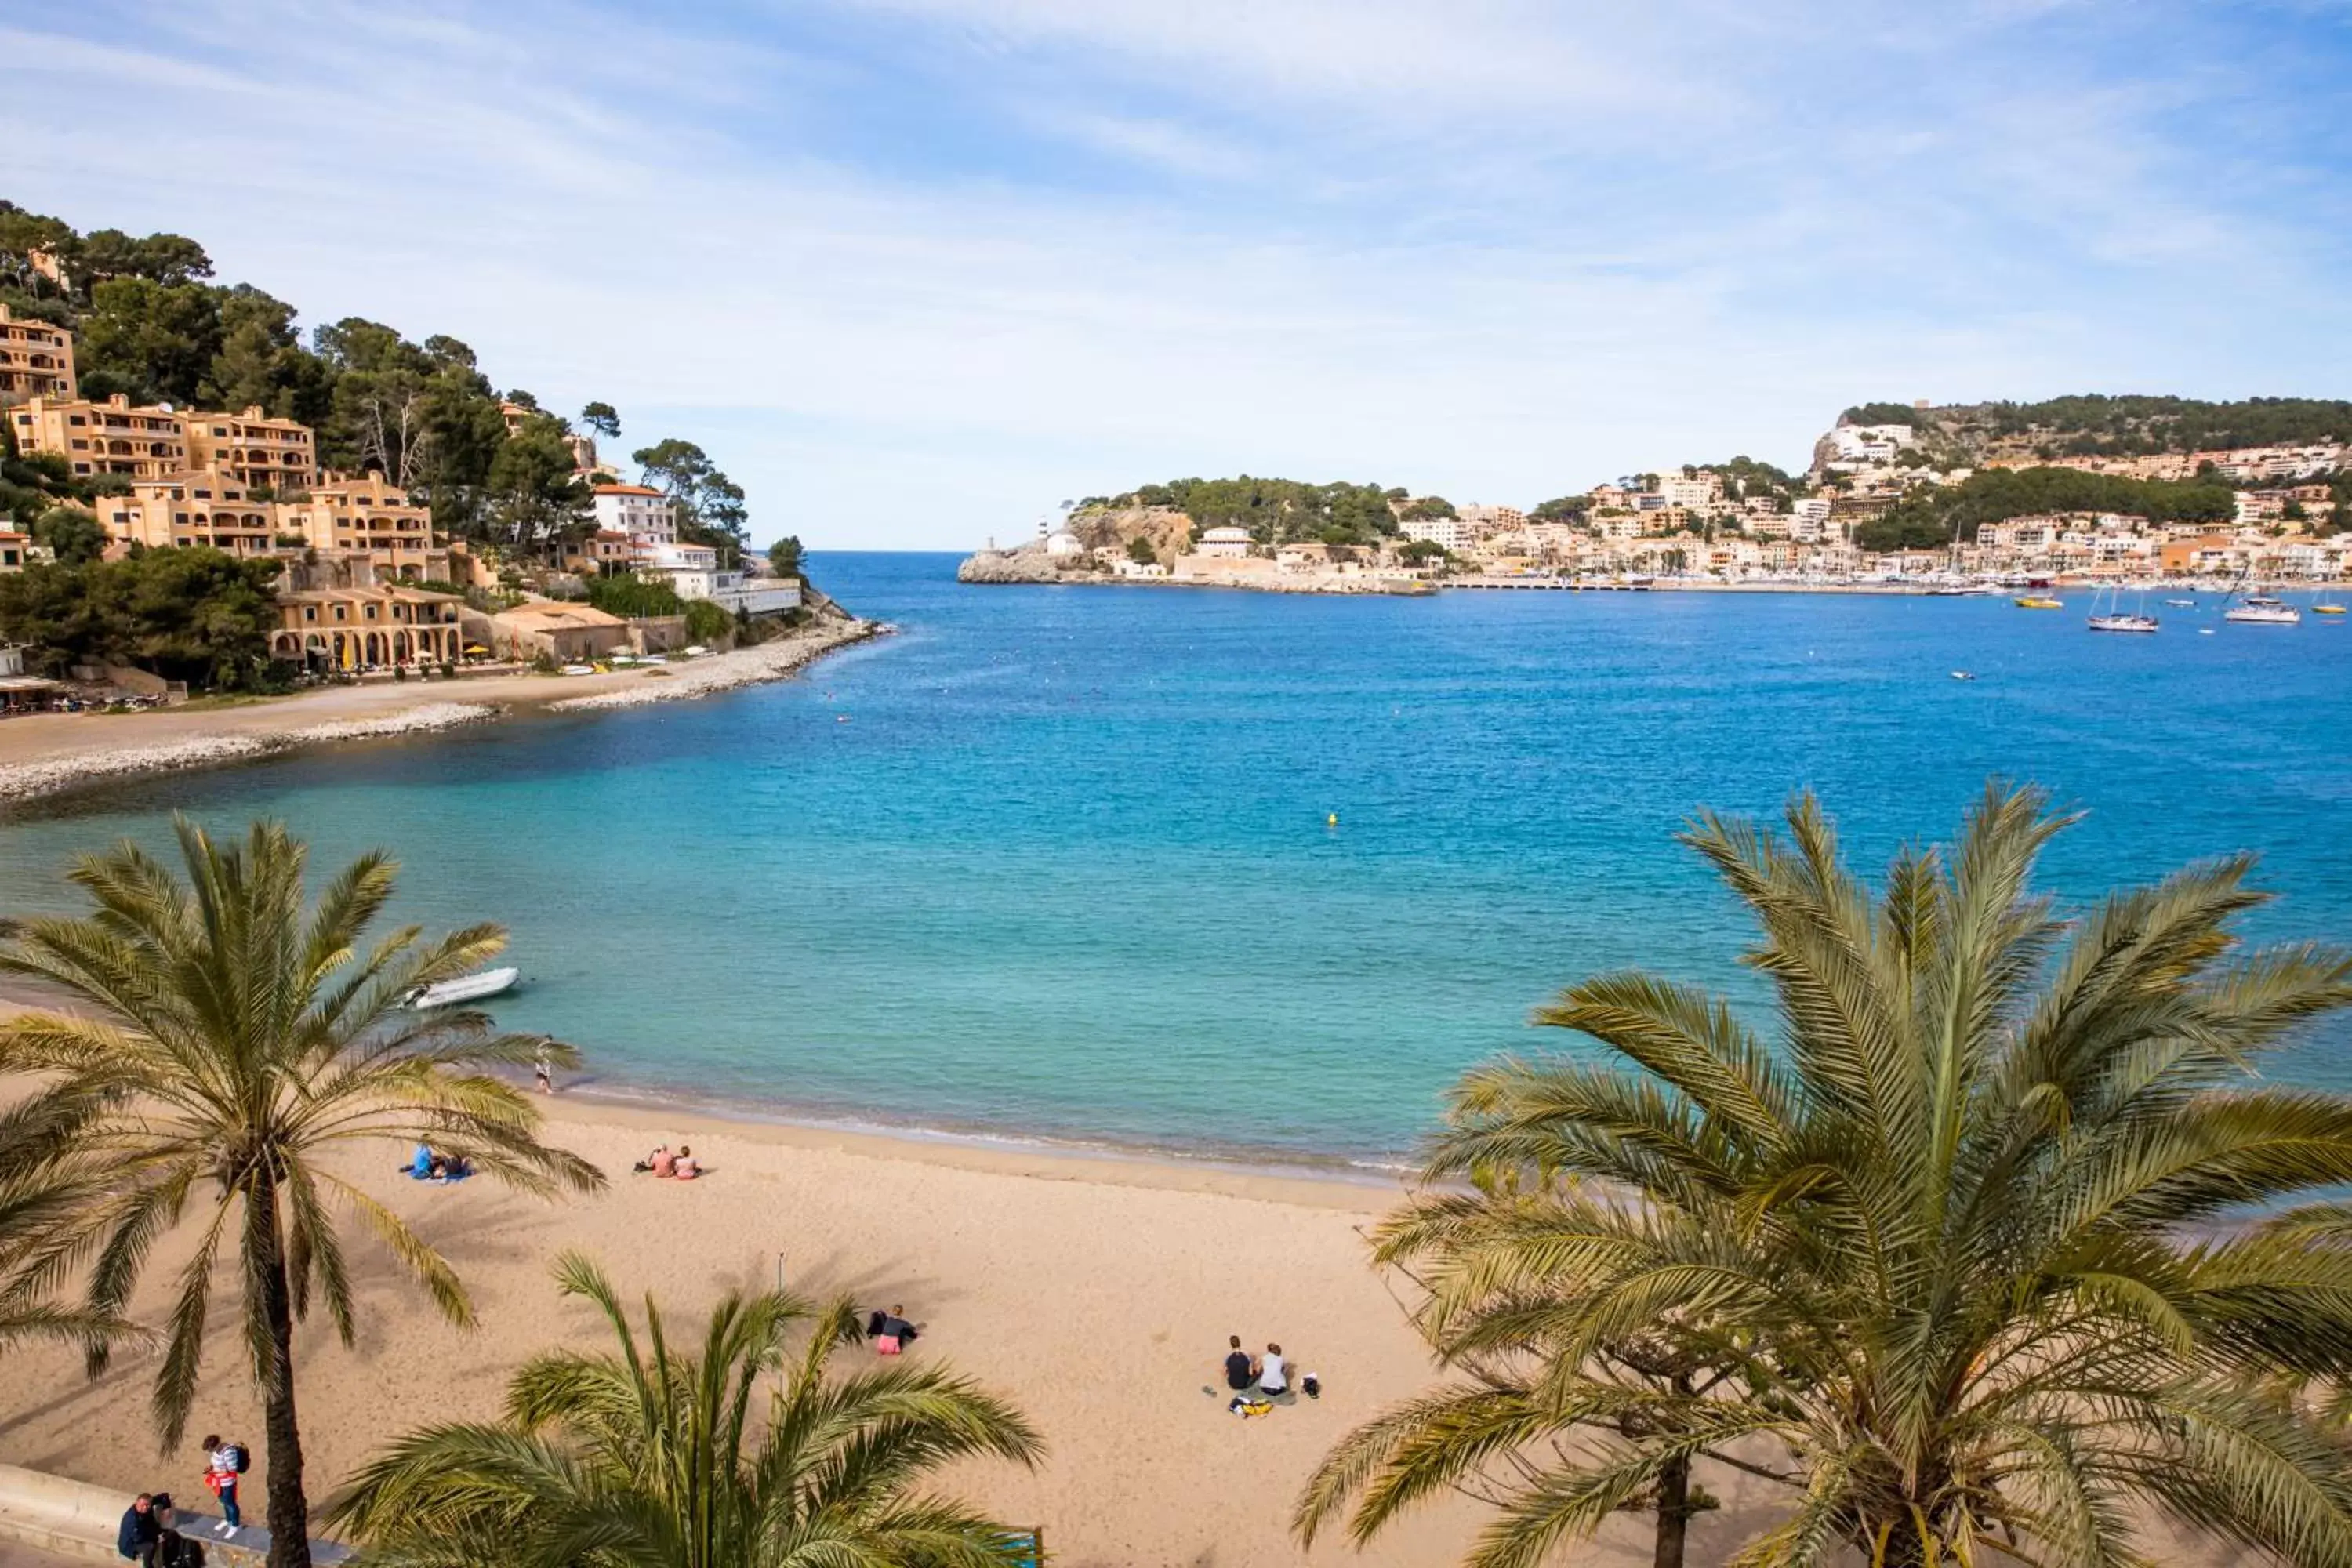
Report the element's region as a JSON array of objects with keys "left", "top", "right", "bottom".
[
  {"left": 2014, "top": 596, "right": 2063, "bottom": 609},
  {"left": 2317, "top": 604, "right": 2346, "bottom": 616}
]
